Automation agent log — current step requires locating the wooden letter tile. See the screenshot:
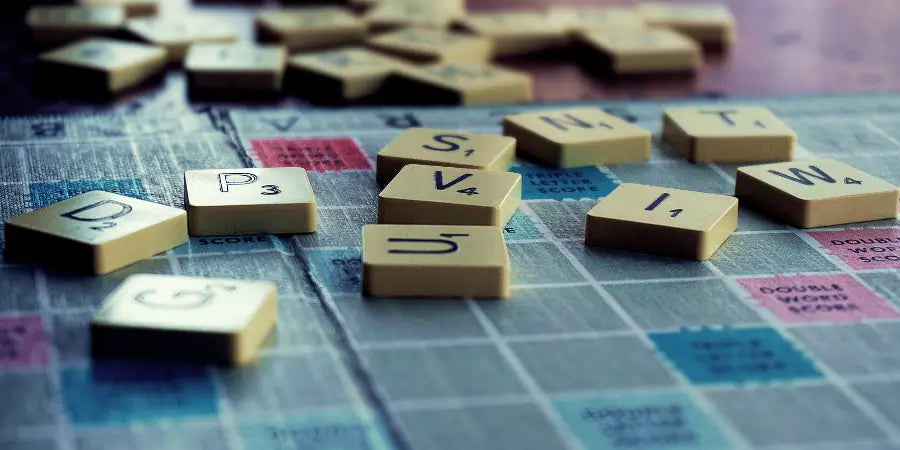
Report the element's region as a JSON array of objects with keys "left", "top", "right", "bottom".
[
  {"left": 91, "top": 274, "right": 277, "bottom": 365},
  {"left": 366, "top": 27, "right": 491, "bottom": 63},
  {"left": 586, "top": 183, "right": 738, "bottom": 260},
  {"left": 27, "top": 5, "right": 125, "bottom": 43},
  {"left": 638, "top": 3, "right": 736, "bottom": 48},
  {"left": 578, "top": 28, "right": 701, "bottom": 74},
  {"left": 4, "top": 191, "right": 187, "bottom": 275},
  {"left": 503, "top": 107, "right": 651, "bottom": 167},
  {"left": 735, "top": 159, "right": 899, "bottom": 228},
  {"left": 362, "top": 224, "right": 510, "bottom": 298},
  {"left": 458, "top": 11, "right": 566, "bottom": 57},
  {"left": 285, "top": 47, "right": 402, "bottom": 102},
  {"left": 77, "top": 0, "right": 158, "bottom": 18},
  {"left": 378, "top": 164, "right": 521, "bottom": 226},
  {"left": 184, "top": 167, "right": 316, "bottom": 235},
  {"left": 364, "top": 0, "right": 465, "bottom": 30},
  {"left": 376, "top": 127, "right": 515, "bottom": 185},
  {"left": 662, "top": 107, "right": 796, "bottom": 163},
  {"left": 185, "top": 44, "right": 287, "bottom": 92},
  {"left": 383, "top": 62, "right": 532, "bottom": 106},
  {"left": 255, "top": 7, "right": 366, "bottom": 51},
  {"left": 38, "top": 38, "right": 166, "bottom": 94},
  {"left": 126, "top": 17, "right": 237, "bottom": 62},
  {"left": 548, "top": 7, "right": 646, "bottom": 34}
]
